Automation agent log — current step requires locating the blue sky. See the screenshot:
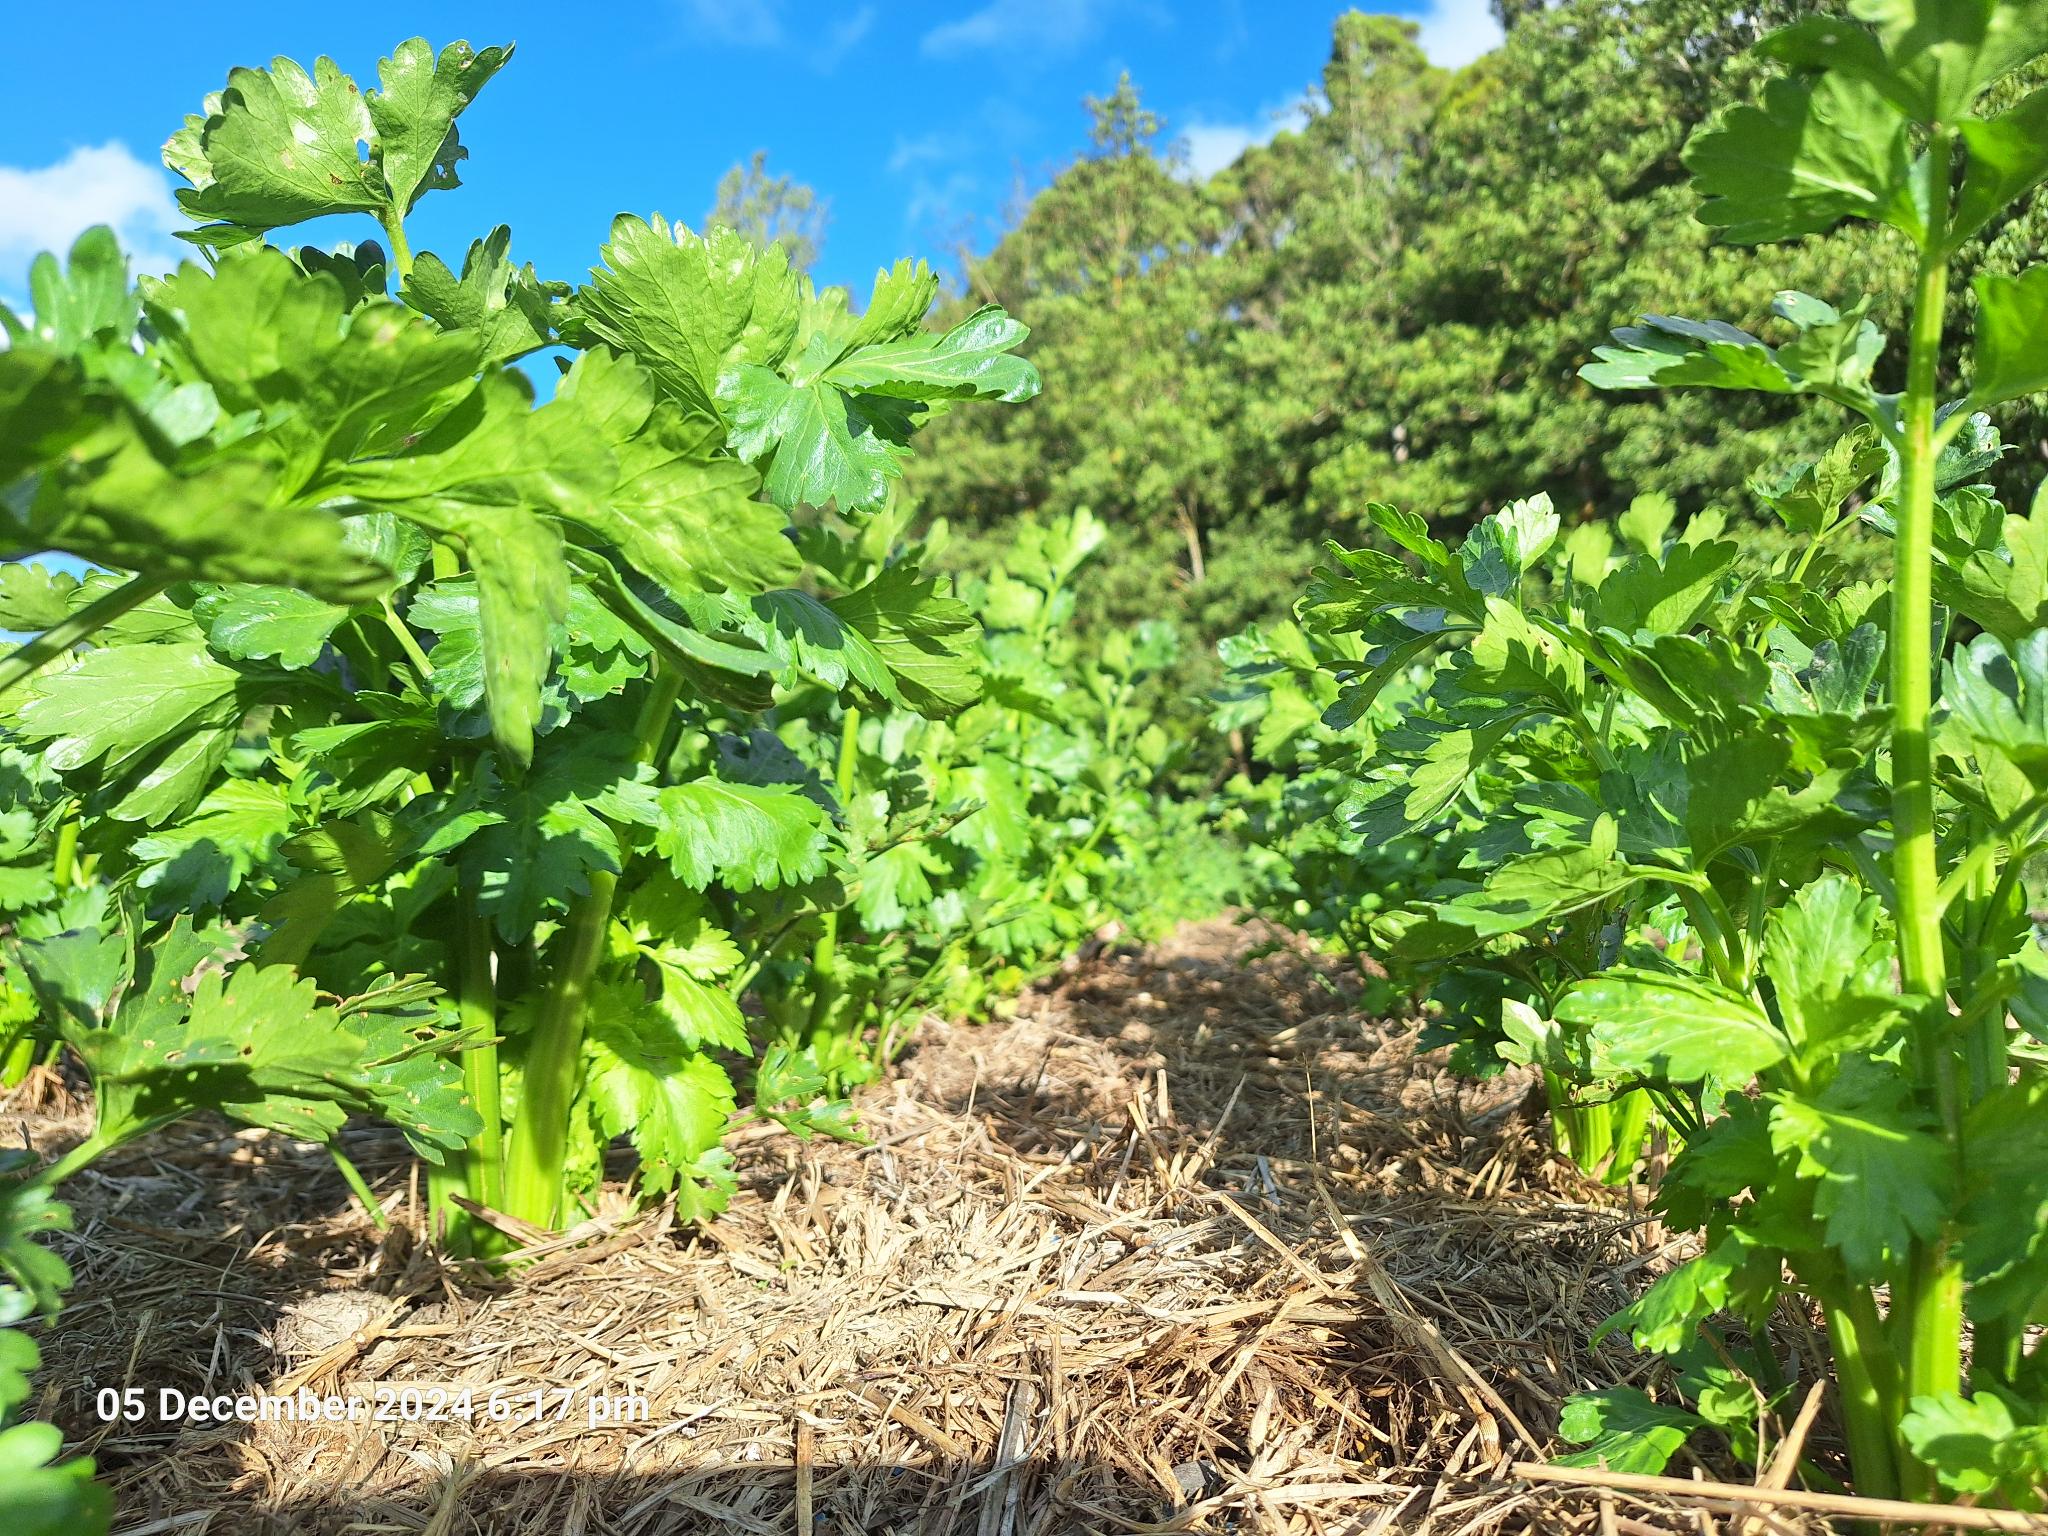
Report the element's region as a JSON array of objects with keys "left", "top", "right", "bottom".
[{"left": 0, "top": 0, "right": 1500, "bottom": 305}]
